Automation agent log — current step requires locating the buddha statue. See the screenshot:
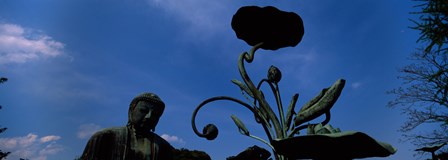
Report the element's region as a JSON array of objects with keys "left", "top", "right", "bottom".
[{"left": 81, "top": 92, "right": 174, "bottom": 160}]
